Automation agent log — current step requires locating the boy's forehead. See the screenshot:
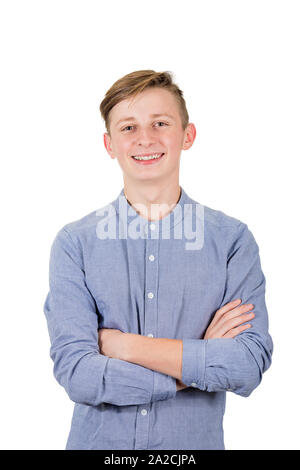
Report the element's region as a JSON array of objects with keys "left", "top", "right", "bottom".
[
  {"left": 125, "top": 88, "right": 174, "bottom": 108},
  {"left": 110, "top": 89, "right": 179, "bottom": 123}
]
